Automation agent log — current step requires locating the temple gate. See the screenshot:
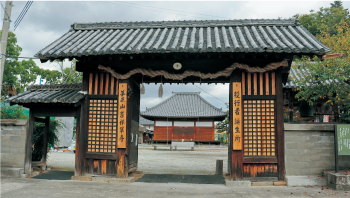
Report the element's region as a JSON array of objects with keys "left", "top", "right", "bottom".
[{"left": 7, "top": 19, "right": 330, "bottom": 181}]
